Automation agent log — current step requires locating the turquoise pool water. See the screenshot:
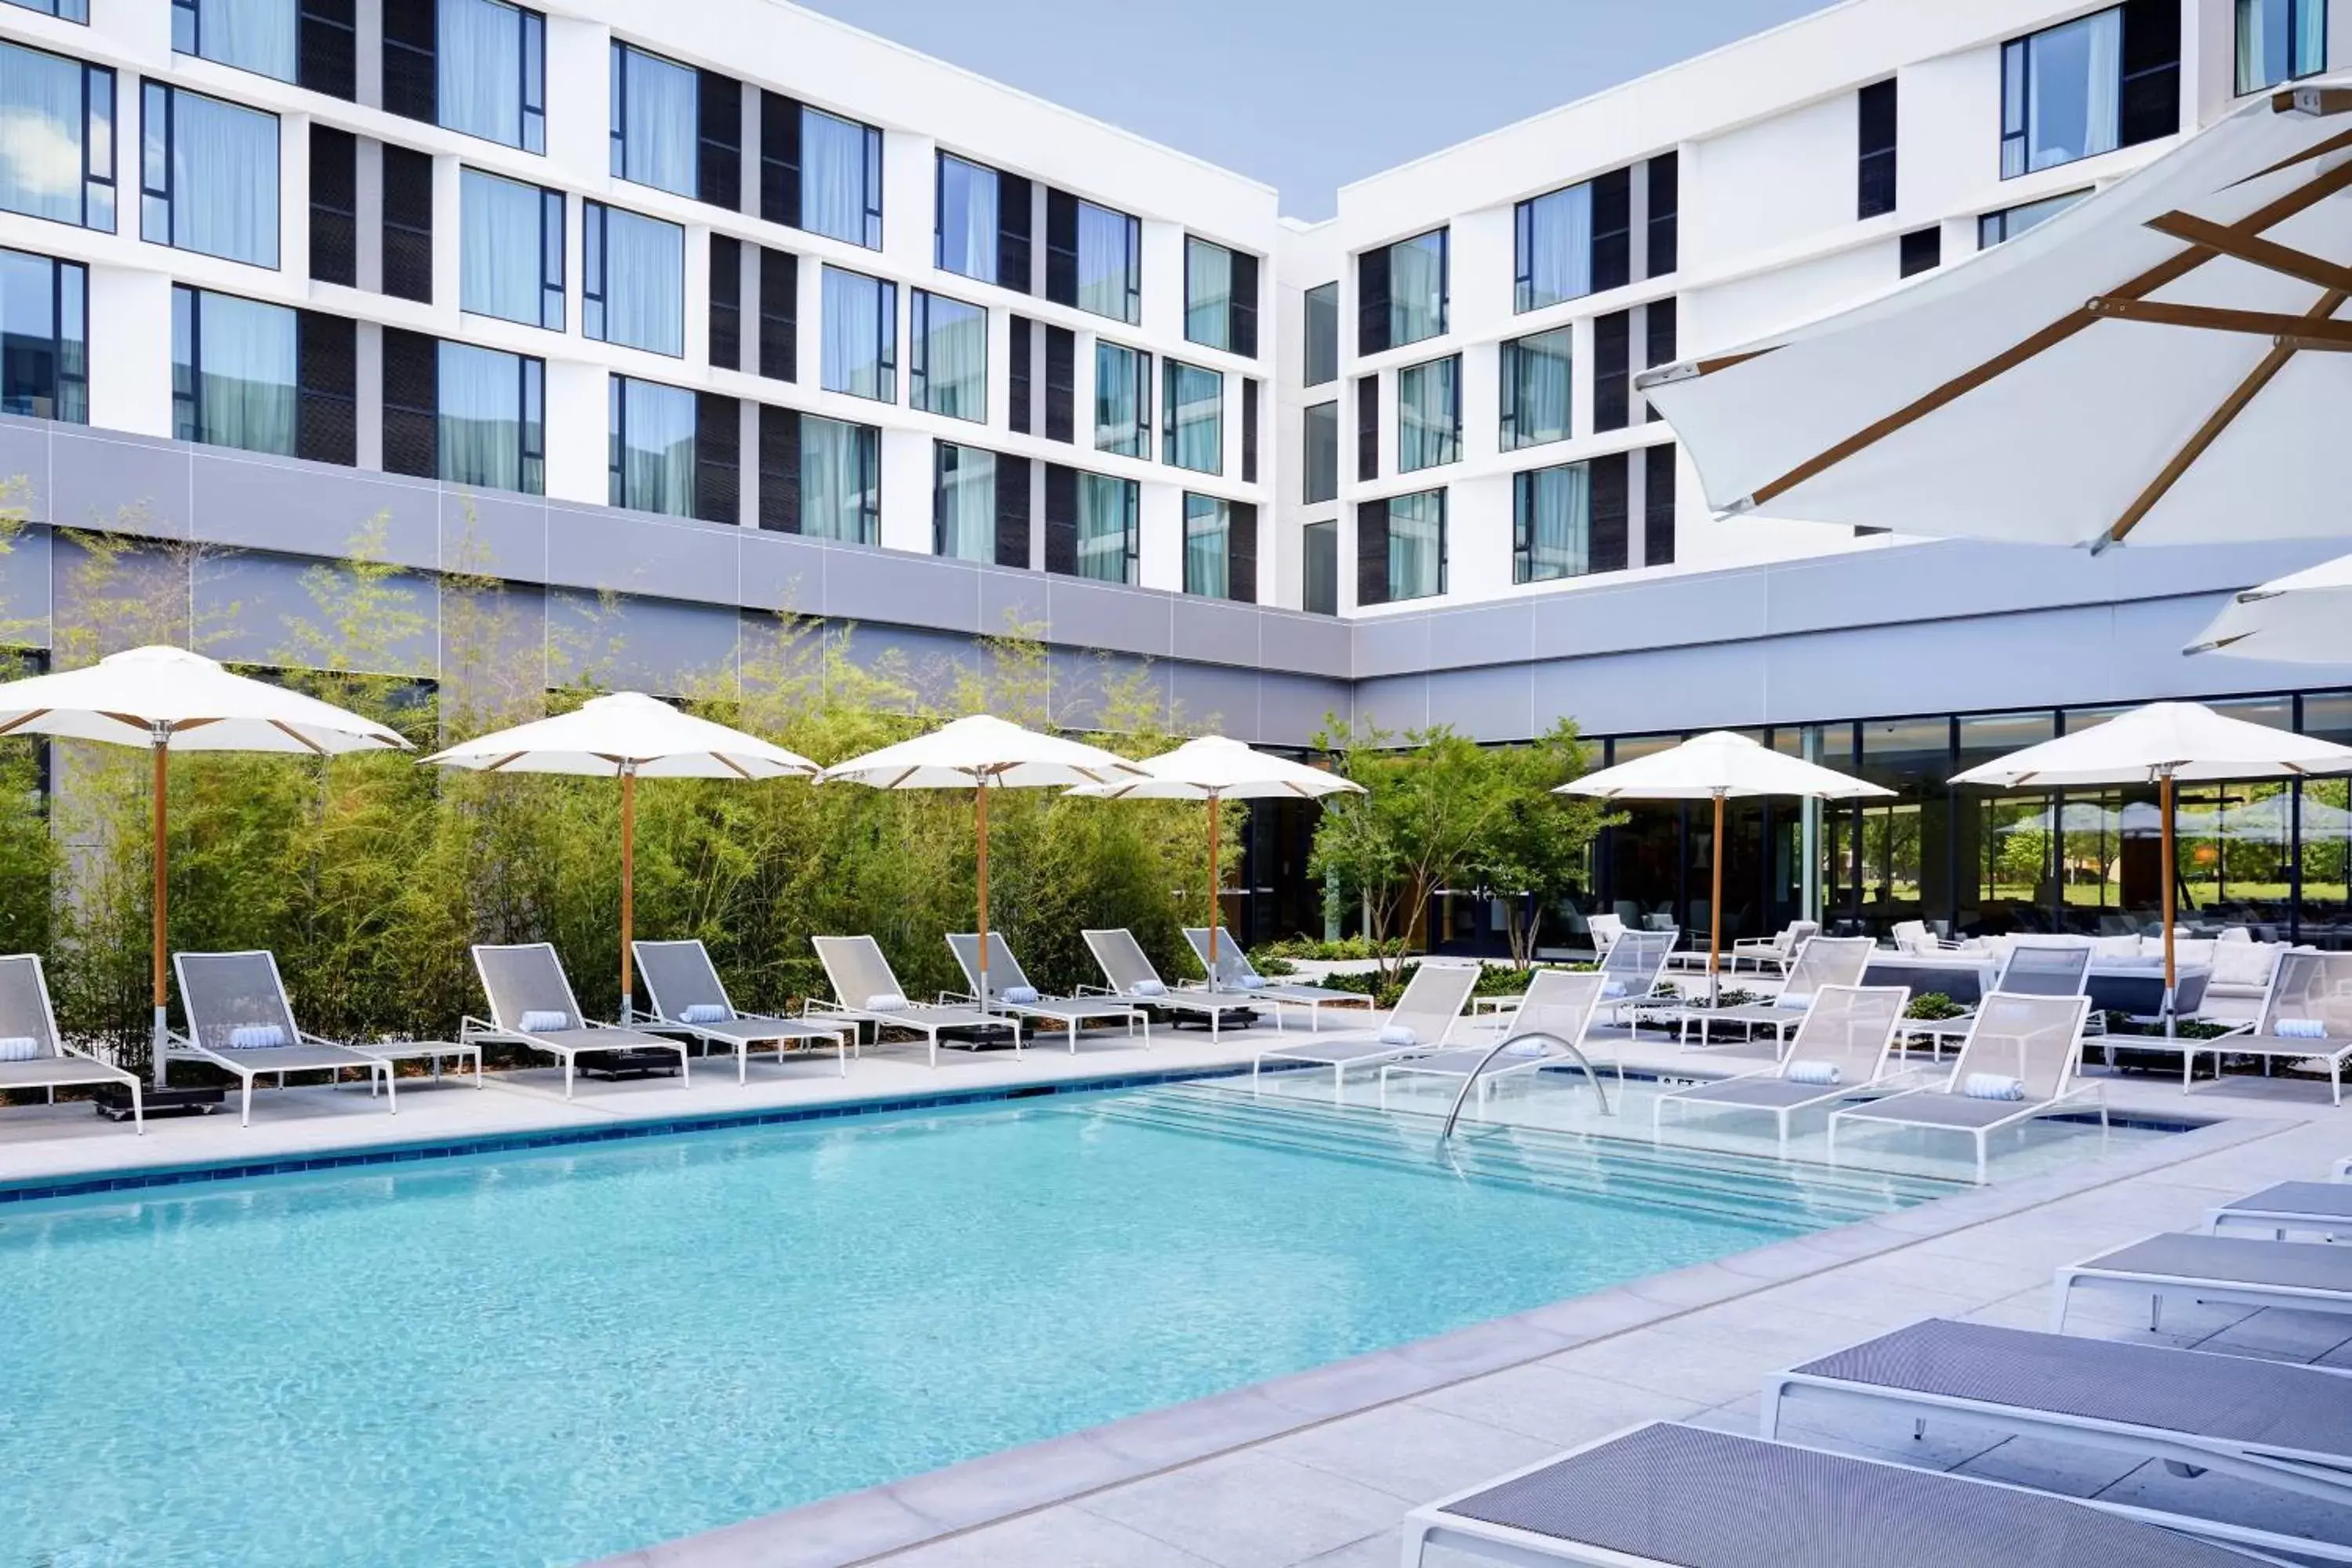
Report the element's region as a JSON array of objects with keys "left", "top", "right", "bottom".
[{"left": 0, "top": 1081, "right": 1947, "bottom": 1566}]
